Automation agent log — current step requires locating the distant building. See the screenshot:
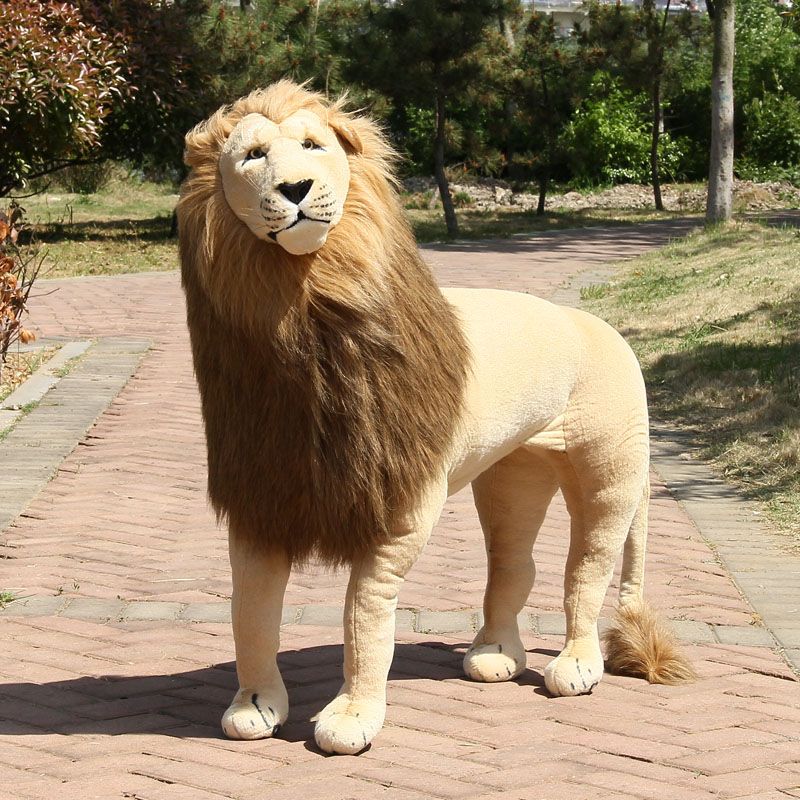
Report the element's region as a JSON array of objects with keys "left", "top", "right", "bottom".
[{"left": 527, "top": 0, "right": 707, "bottom": 36}]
